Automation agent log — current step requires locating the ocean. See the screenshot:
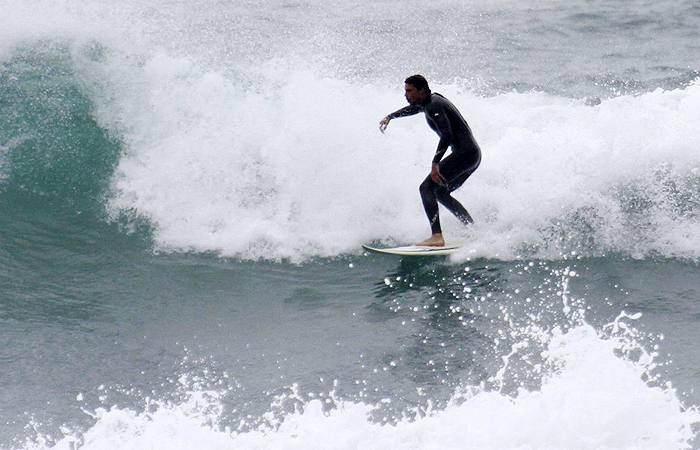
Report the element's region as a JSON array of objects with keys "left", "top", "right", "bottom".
[{"left": 1, "top": 0, "right": 700, "bottom": 448}]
